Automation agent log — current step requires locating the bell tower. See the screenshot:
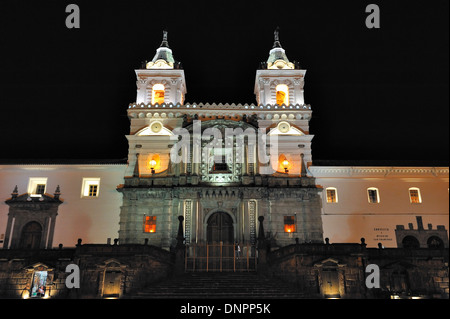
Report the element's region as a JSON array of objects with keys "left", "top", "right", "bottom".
[
  {"left": 135, "top": 30, "right": 187, "bottom": 105},
  {"left": 254, "top": 28, "right": 314, "bottom": 171},
  {"left": 254, "top": 28, "right": 306, "bottom": 107}
]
